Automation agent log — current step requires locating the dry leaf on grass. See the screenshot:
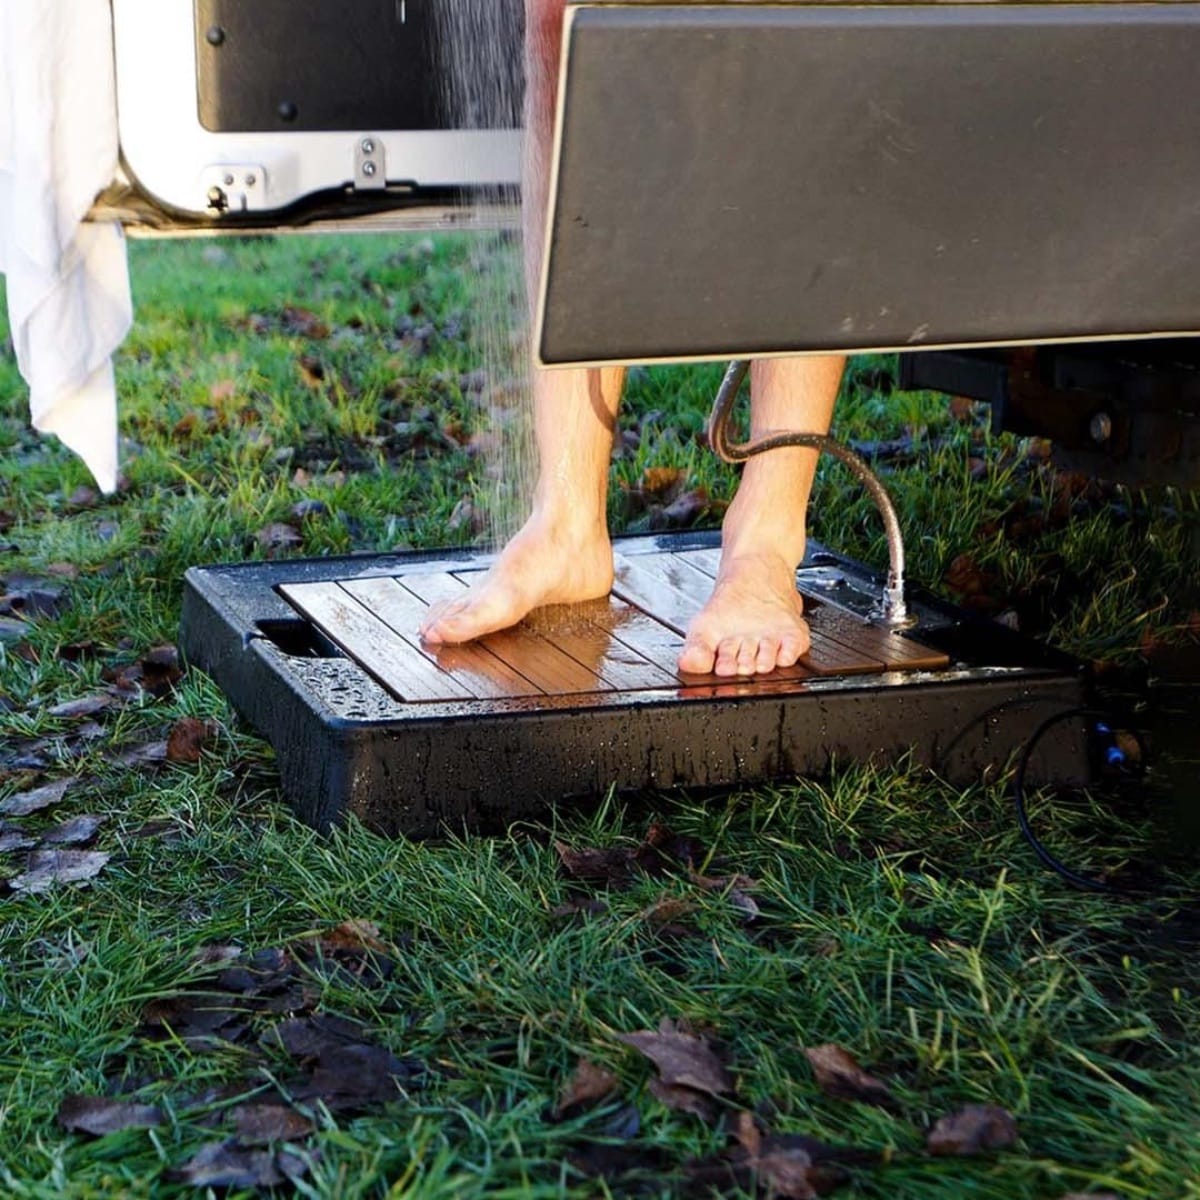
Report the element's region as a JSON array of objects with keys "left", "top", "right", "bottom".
[
  {"left": 0, "top": 778, "right": 73, "bottom": 817},
  {"left": 115, "top": 740, "right": 169, "bottom": 767},
  {"left": 233, "top": 1102, "right": 315, "bottom": 1145},
  {"left": 640, "top": 466, "right": 687, "bottom": 496},
  {"left": 10, "top": 849, "right": 110, "bottom": 893},
  {"left": 555, "top": 1058, "right": 619, "bottom": 1120},
  {"left": 41, "top": 814, "right": 105, "bottom": 846},
  {"left": 927, "top": 1103, "right": 1018, "bottom": 1156},
  {"left": 257, "top": 522, "right": 303, "bottom": 553},
  {"left": 0, "top": 830, "right": 37, "bottom": 853},
  {"left": 647, "top": 1076, "right": 716, "bottom": 1121},
  {"left": 264, "top": 1013, "right": 373, "bottom": 1061},
  {"left": 166, "top": 718, "right": 219, "bottom": 764},
  {"left": 803, "top": 1044, "right": 896, "bottom": 1108},
  {"left": 311, "top": 918, "right": 389, "bottom": 954},
  {"left": 47, "top": 693, "right": 118, "bottom": 720},
  {"left": 616, "top": 1019, "right": 733, "bottom": 1097},
  {"left": 685, "top": 1111, "right": 877, "bottom": 1198},
  {"left": 174, "top": 1140, "right": 309, "bottom": 1189},
  {"left": 554, "top": 823, "right": 711, "bottom": 888},
  {"left": 57, "top": 1095, "right": 164, "bottom": 1137},
  {"left": 291, "top": 1041, "right": 423, "bottom": 1111}
]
